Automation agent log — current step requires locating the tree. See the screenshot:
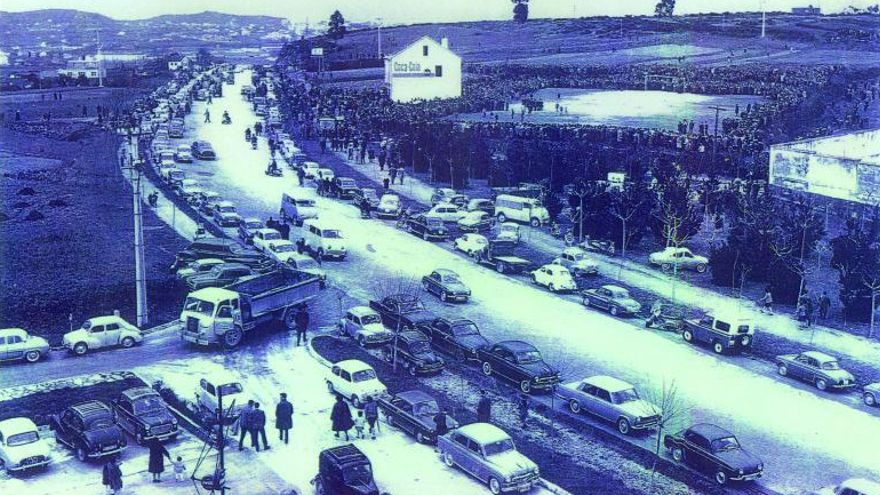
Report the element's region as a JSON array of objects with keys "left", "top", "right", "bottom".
[
  {"left": 328, "top": 10, "right": 346, "bottom": 40},
  {"left": 370, "top": 275, "right": 422, "bottom": 373},
  {"left": 609, "top": 184, "right": 651, "bottom": 260},
  {"left": 196, "top": 48, "right": 213, "bottom": 67},
  {"left": 654, "top": 0, "right": 676, "bottom": 17},
  {"left": 645, "top": 380, "right": 689, "bottom": 481},
  {"left": 512, "top": 0, "right": 530, "bottom": 23}
]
